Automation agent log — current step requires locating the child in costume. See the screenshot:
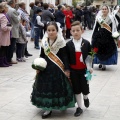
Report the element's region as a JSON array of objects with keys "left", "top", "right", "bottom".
[
  {"left": 66, "top": 21, "right": 92, "bottom": 117},
  {"left": 31, "top": 22, "right": 75, "bottom": 119}
]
